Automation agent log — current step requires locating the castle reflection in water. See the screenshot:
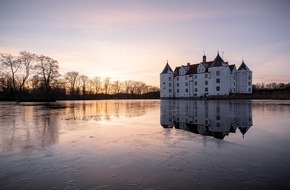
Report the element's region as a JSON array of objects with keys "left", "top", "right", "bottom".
[{"left": 160, "top": 100, "right": 253, "bottom": 140}]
